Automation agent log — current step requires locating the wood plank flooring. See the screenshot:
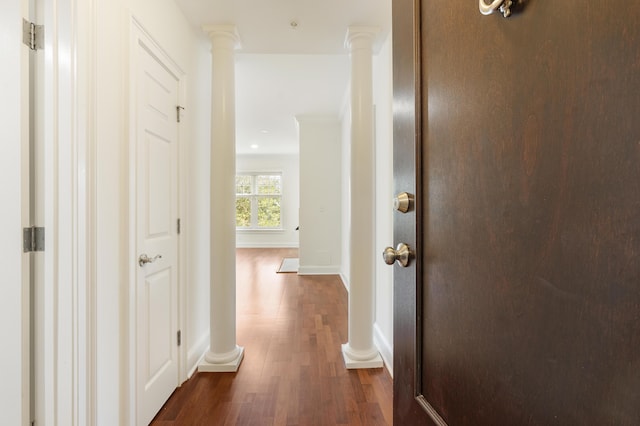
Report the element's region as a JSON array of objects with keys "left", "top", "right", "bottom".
[{"left": 151, "top": 248, "right": 393, "bottom": 425}]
